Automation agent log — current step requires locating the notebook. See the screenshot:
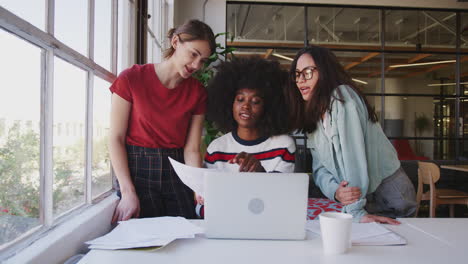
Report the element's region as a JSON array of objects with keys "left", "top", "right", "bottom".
[{"left": 203, "top": 171, "right": 309, "bottom": 240}]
